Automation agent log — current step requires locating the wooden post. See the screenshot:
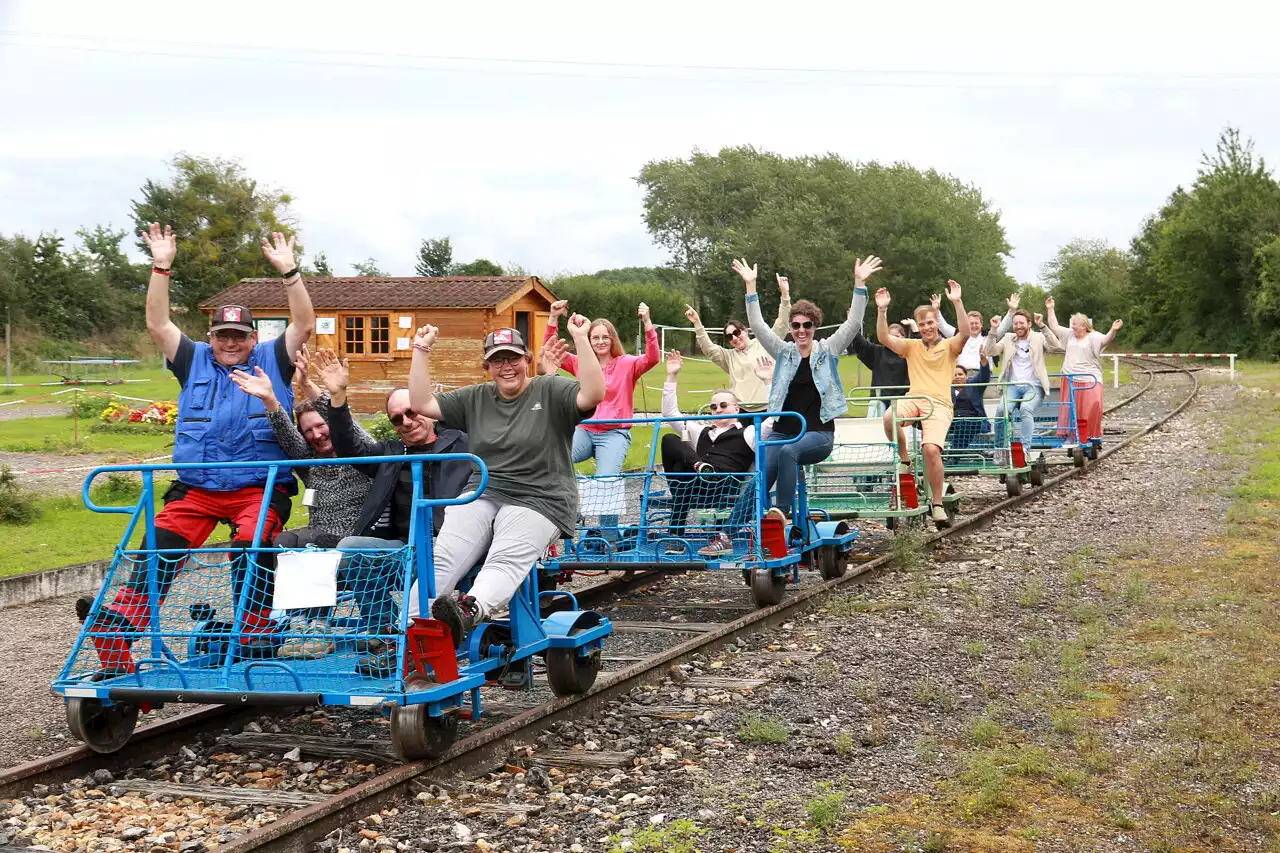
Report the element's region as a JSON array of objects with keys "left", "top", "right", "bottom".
[{"left": 73, "top": 387, "right": 79, "bottom": 445}]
